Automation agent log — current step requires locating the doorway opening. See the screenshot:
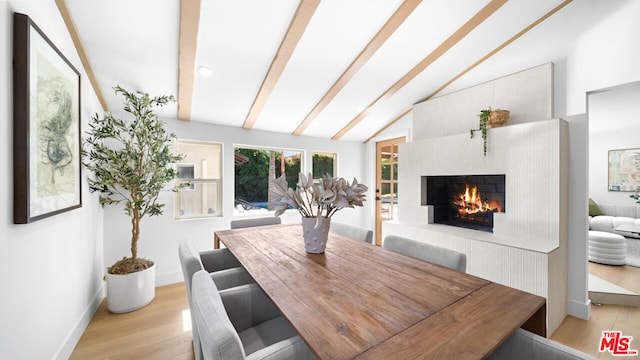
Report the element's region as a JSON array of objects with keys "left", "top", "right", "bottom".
[{"left": 375, "top": 137, "right": 405, "bottom": 246}]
